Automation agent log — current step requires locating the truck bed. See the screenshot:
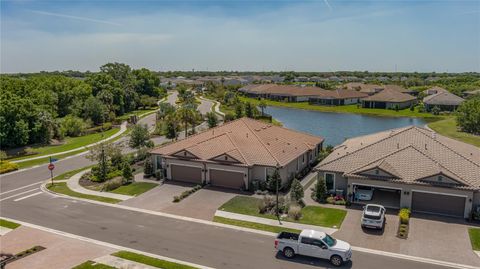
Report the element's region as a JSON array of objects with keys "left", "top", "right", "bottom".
[{"left": 277, "top": 231, "right": 299, "bottom": 241}]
